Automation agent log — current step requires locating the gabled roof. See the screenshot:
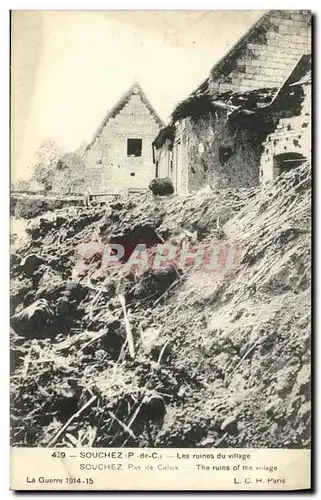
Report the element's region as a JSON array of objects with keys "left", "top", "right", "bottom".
[
  {"left": 171, "top": 53, "right": 311, "bottom": 125},
  {"left": 208, "top": 10, "right": 311, "bottom": 93},
  {"left": 86, "top": 82, "right": 165, "bottom": 151},
  {"left": 171, "top": 10, "right": 311, "bottom": 122}
]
